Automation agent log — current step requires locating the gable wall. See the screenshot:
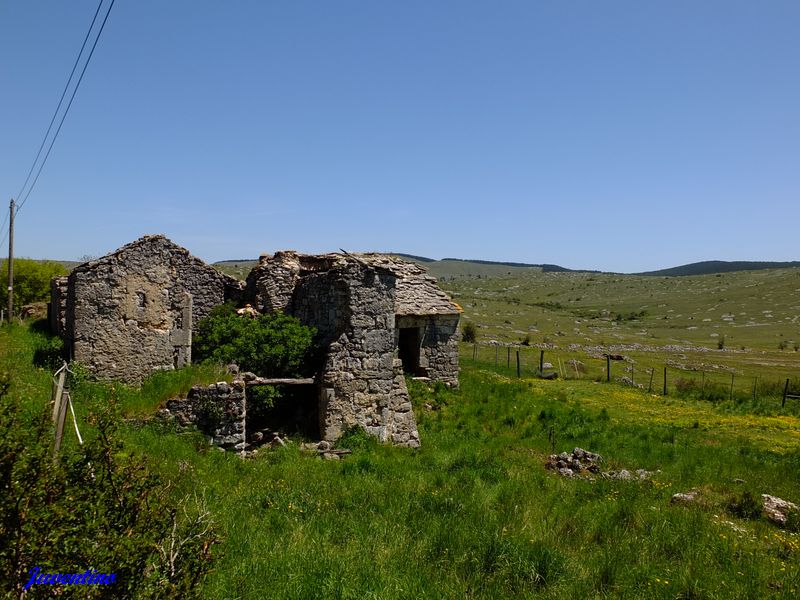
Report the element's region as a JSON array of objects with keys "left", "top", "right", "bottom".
[{"left": 65, "top": 236, "right": 242, "bottom": 383}]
